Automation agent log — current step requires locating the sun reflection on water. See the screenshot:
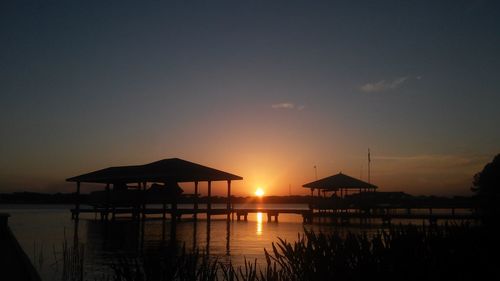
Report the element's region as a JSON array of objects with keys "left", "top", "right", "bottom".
[{"left": 256, "top": 212, "right": 263, "bottom": 235}]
